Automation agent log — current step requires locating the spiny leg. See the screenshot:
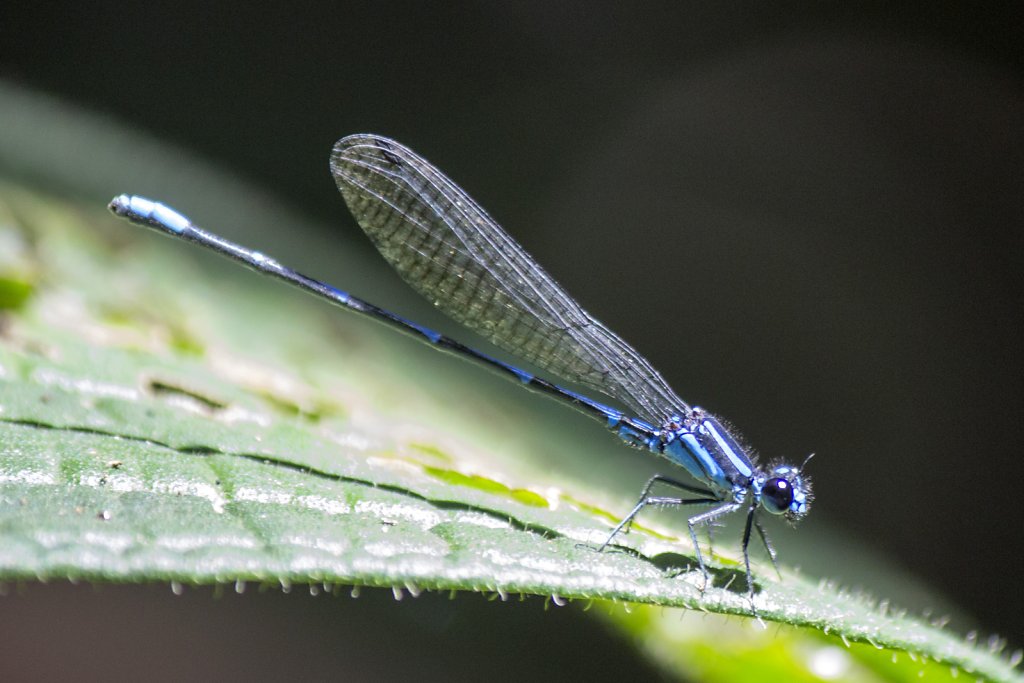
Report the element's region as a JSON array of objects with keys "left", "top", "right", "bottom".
[
  {"left": 618, "top": 473, "right": 716, "bottom": 536},
  {"left": 754, "top": 517, "right": 781, "bottom": 580},
  {"left": 595, "top": 495, "right": 716, "bottom": 552},
  {"left": 595, "top": 474, "right": 715, "bottom": 551},
  {"left": 741, "top": 503, "right": 761, "bottom": 615},
  {"left": 686, "top": 502, "right": 742, "bottom": 590},
  {"left": 595, "top": 499, "right": 648, "bottom": 552}
]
